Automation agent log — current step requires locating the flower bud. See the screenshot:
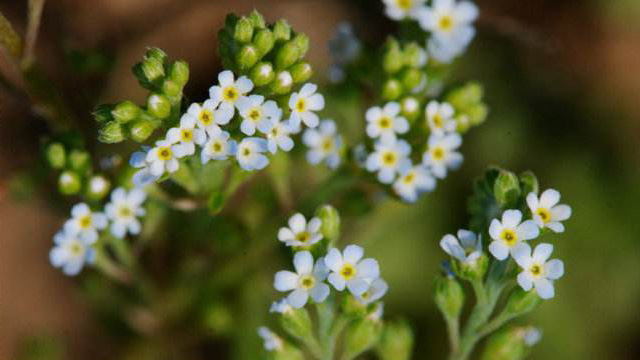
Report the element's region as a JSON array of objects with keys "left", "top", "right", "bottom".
[
  {"left": 481, "top": 326, "right": 531, "bottom": 360},
  {"left": 234, "top": 17, "right": 254, "bottom": 43},
  {"left": 86, "top": 175, "right": 110, "bottom": 201},
  {"left": 383, "top": 39, "right": 403, "bottom": 74},
  {"left": 68, "top": 149, "right": 91, "bottom": 173},
  {"left": 273, "top": 19, "right": 292, "bottom": 42},
  {"left": 315, "top": 205, "right": 340, "bottom": 245},
  {"left": 112, "top": 100, "right": 140, "bottom": 124},
  {"left": 400, "top": 96, "right": 420, "bottom": 123},
  {"left": 142, "top": 57, "right": 165, "bottom": 82},
  {"left": 93, "top": 104, "right": 114, "bottom": 123},
  {"left": 382, "top": 79, "right": 403, "bottom": 100},
  {"left": 447, "top": 82, "right": 483, "bottom": 109},
  {"left": 270, "top": 71, "right": 293, "bottom": 95},
  {"left": 279, "top": 307, "right": 314, "bottom": 341},
  {"left": 289, "top": 62, "right": 313, "bottom": 84},
  {"left": 519, "top": 171, "right": 539, "bottom": 198},
  {"left": 455, "top": 114, "right": 472, "bottom": 133},
  {"left": 98, "top": 121, "right": 126, "bottom": 143},
  {"left": 400, "top": 68, "right": 423, "bottom": 93},
  {"left": 248, "top": 10, "right": 266, "bottom": 29},
  {"left": 291, "top": 33, "right": 309, "bottom": 59},
  {"left": 46, "top": 143, "right": 66, "bottom": 169},
  {"left": 162, "top": 79, "right": 182, "bottom": 98},
  {"left": 58, "top": 171, "right": 81, "bottom": 195},
  {"left": 275, "top": 41, "right": 300, "bottom": 70},
  {"left": 129, "top": 116, "right": 156, "bottom": 143},
  {"left": 250, "top": 62, "right": 275, "bottom": 86},
  {"left": 504, "top": 288, "right": 541, "bottom": 317},
  {"left": 466, "top": 103, "right": 488, "bottom": 126},
  {"left": 340, "top": 293, "right": 368, "bottom": 318},
  {"left": 494, "top": 170, "right": 521, "bottom": 209},
  {"left": 236, "top": 44, "right": 259, "bottom": 70},
  {"left": 452, "top": 253, "right": 489, "bottom": 281},
  {"left": 376, "top": 319, "right": 414, "bottom": 360},
  {"left": 434, "top": 275, "right": 464, "bottom": 320},
  {"left": 343, "top": 317, "right": 383, "bottom": 360},
  {"left": 147, "top": 94, "right": 171, "bottom": 119},
  {"left": 403, "top": 43, "right": 427, "bottom": 68},
  {"left": 169, "top": 60, "right": 189, "bottom": 86},
  {"left": 253, "top": 28, "right": 274, "bottom": 56},
  {"left": 145, "top": 47, "right": 167, "bottom": 63}
]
